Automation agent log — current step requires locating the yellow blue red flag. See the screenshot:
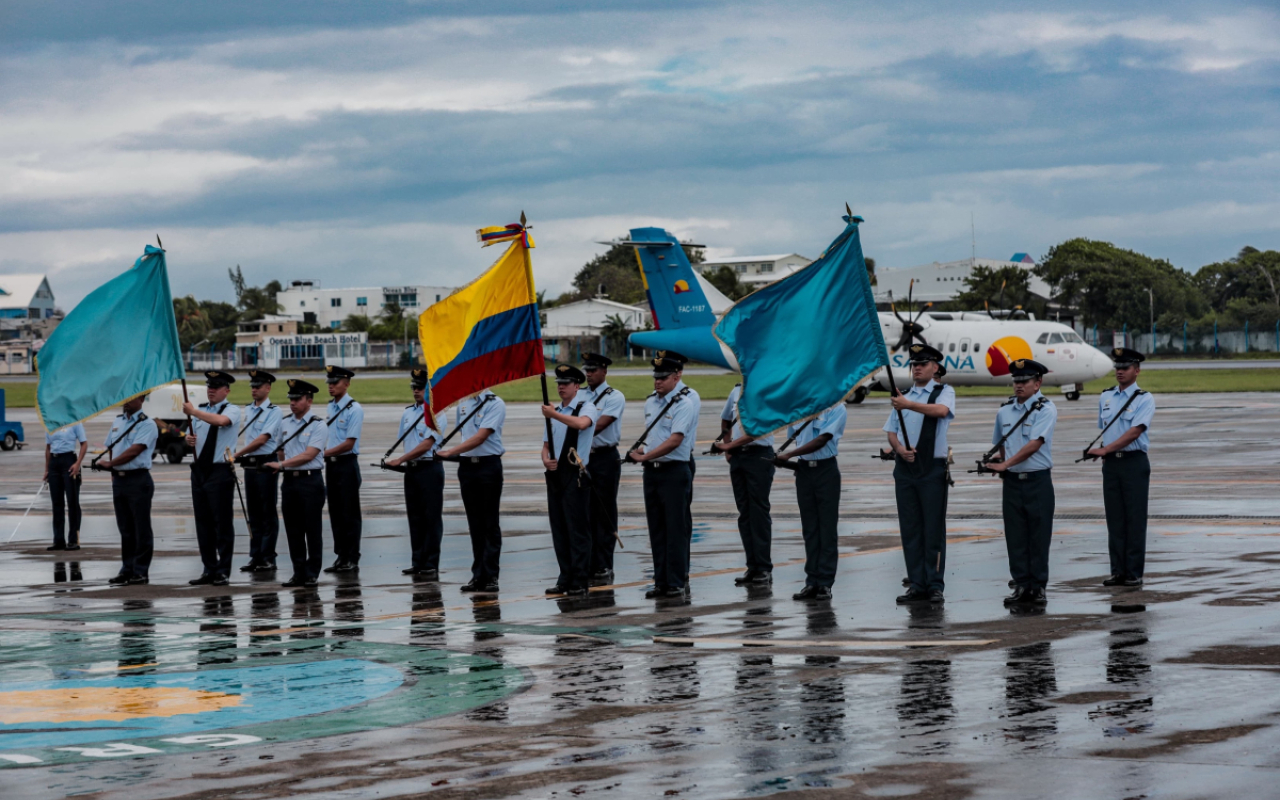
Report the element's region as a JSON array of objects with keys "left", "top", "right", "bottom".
[{"left": 419, "top": 222, "right": 543, "bottom": 422}]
